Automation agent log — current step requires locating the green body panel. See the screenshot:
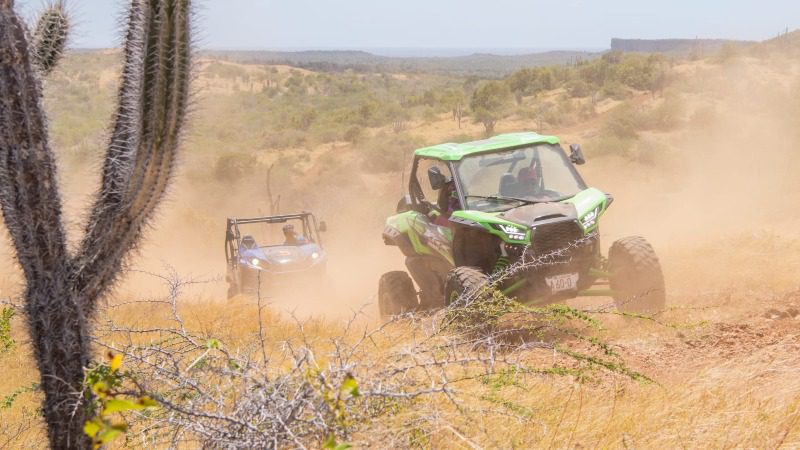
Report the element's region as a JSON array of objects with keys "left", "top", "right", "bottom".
[
  {"left": 563, "top": 187, "right": 609, "bottom": 234},
  {"left": 385, "top": 210, "right": 454, "bottom": 264},
  {"left": 386, "top": 187, "right": 610, "bottom": 253},
  {"left": 414, "top": 132, "right": 560, "bottom": 161},
  {"left": 450, "top": 210, "right": 531, "bottom": 244},
  {"left": 385, "top": 210, "right": 416, "bottom": 234}
]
